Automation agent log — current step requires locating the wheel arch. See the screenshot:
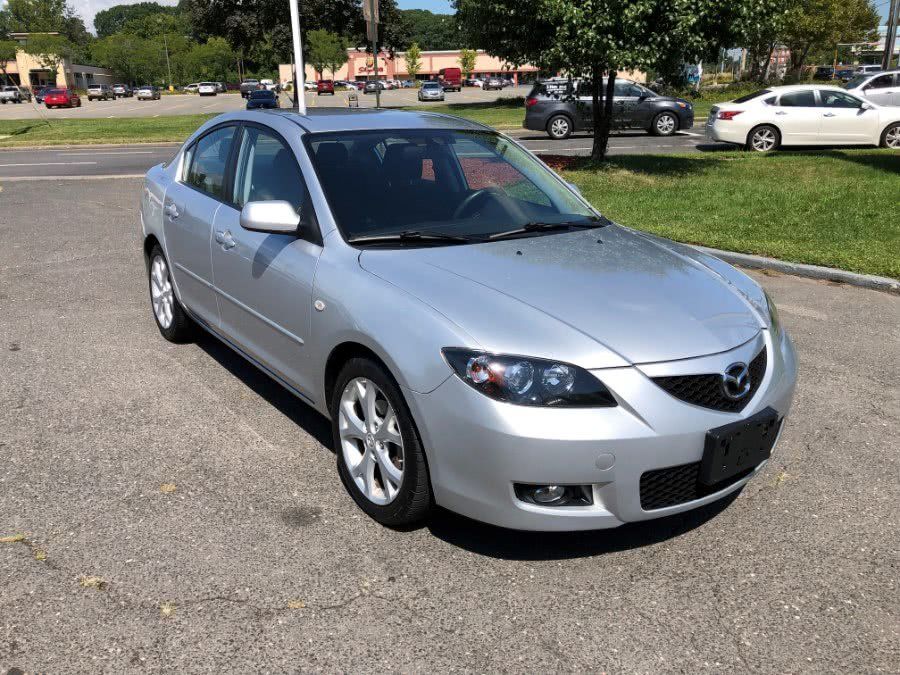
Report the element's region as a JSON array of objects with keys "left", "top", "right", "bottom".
[{"left": 324, "top": 341, "right": 394, "bottom": 413}]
